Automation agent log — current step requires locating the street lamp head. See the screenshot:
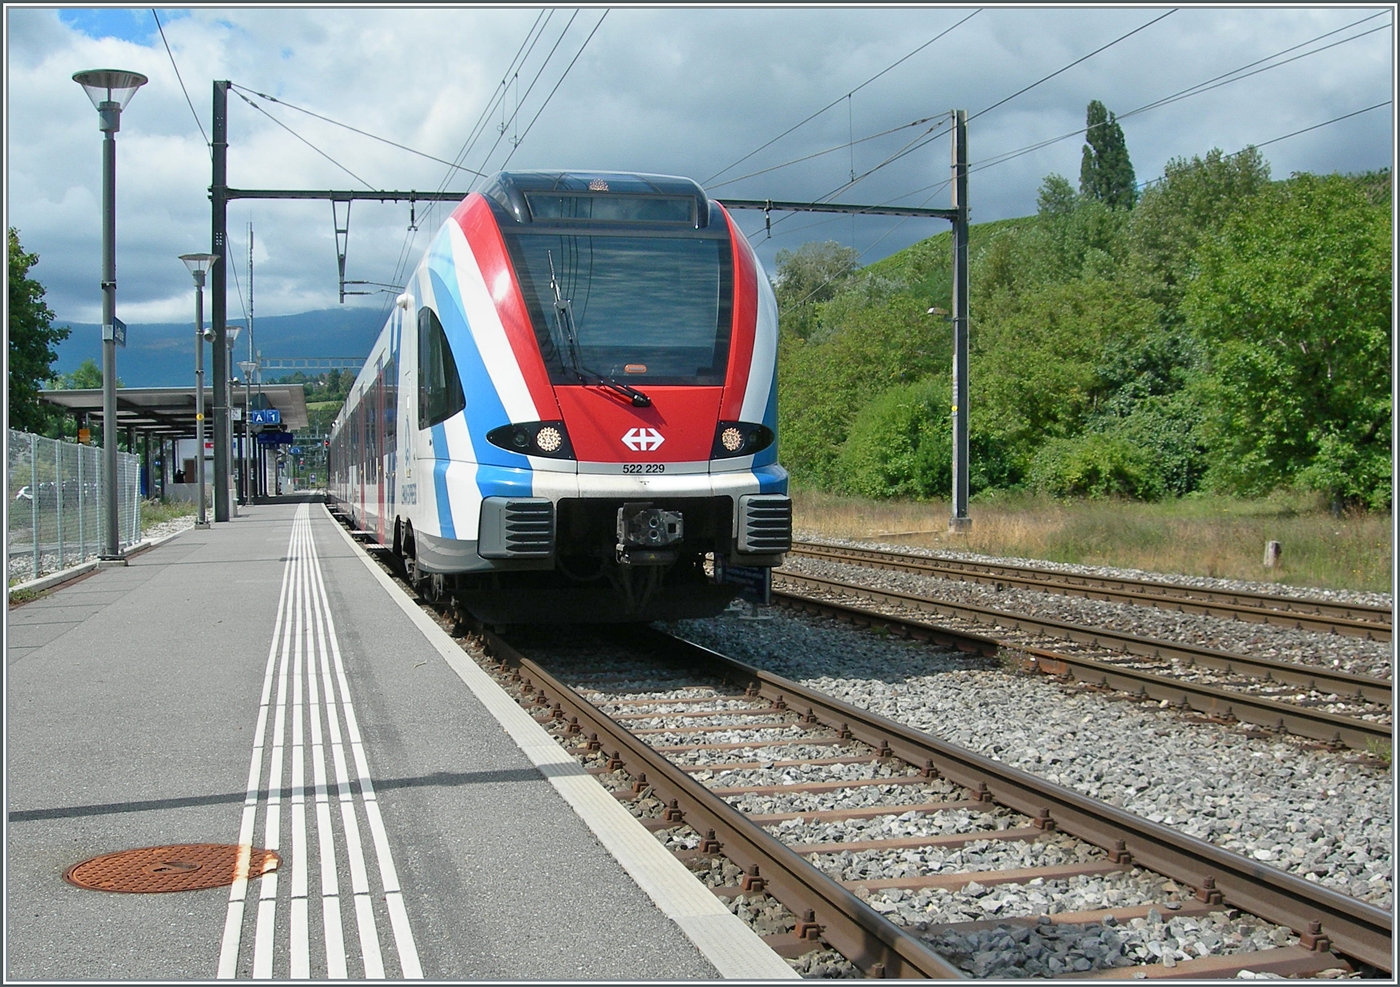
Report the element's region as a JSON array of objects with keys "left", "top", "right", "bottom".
[
  {"left": 73, "top": 70, "right": 147, "bottom": 131},
  {"left": 73, "top": 69, "right": 148, "bottom": 109},
  {"left": 226, "top": 325, "right": 243, "bottom": 346},
  {"left": 180, "top": 252, "right": 220, "bottom": 288}
]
